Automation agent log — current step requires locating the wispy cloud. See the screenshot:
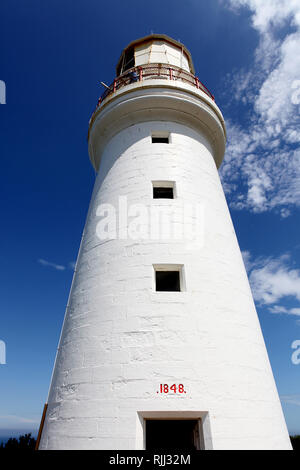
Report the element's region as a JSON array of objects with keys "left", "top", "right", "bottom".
[
  {"left": 242, "top": 251, "right": 300, "bottom": 316},
  {"left": 38, "top": 259, "right": 76, "bottom": 271},
  {"left": 38, "top": 259, "right": 66, "bottom": 271},
  {"left": 268, "top": 305, "right": 300, "bottom": 316},
  {"left": 0, "top": 415, "right": 39, "bottom": 425},
  {"left": 281, "top": 394, "right": 300, "bottom": 407},
  {"left": 68, "top": 261, "right": 76, "bottom": 270},
  {"left": 220, "top": 1, "right": 300, "bottom": 215}
]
